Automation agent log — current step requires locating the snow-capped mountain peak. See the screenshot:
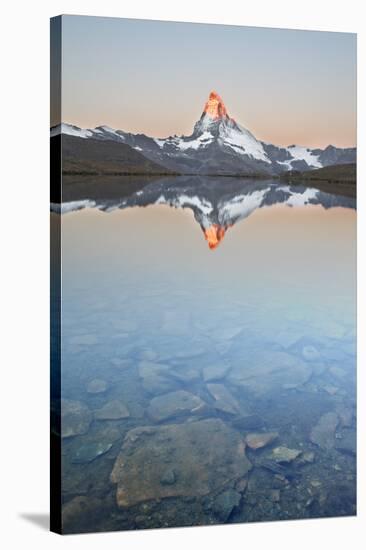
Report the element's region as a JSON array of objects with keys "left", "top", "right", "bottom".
[
  {"left": 276, "top": 144, "right": 322, "bottom": 170},
  {"left": 180, "top": 91, "right": 271, "bottom": 164},
  {"left": 51, "top": 122, "right": 93, "bottom": 139},
  {"left": 52, "top": 91, "right": 356, "bottom": 175},
  {"left": 203, "top": 90, "right": 229, "bottom": 119}
]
